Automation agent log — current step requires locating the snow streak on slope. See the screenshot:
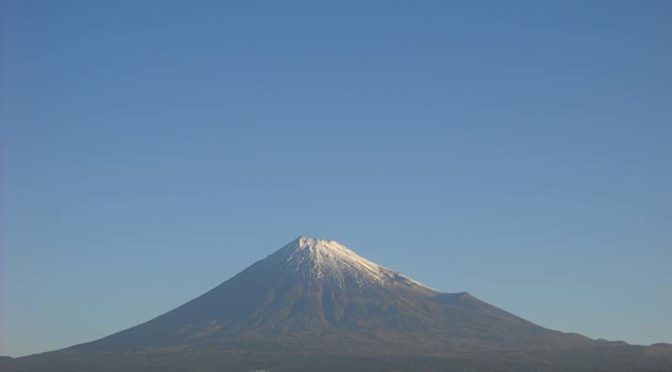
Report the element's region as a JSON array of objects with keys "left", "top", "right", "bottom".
[{"left": 271, "top": 236, "right": 437, "bottom": 292}]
